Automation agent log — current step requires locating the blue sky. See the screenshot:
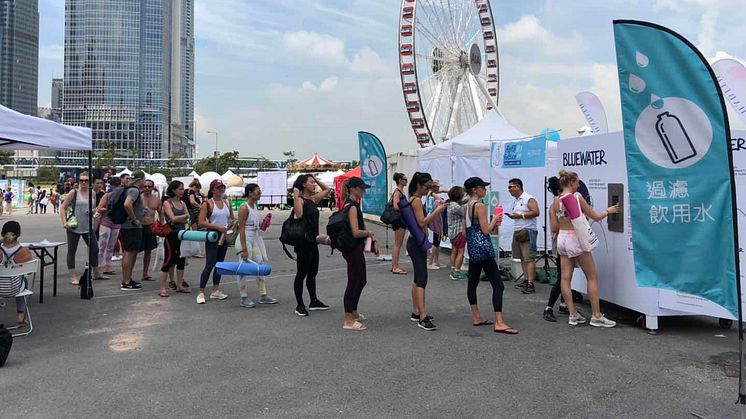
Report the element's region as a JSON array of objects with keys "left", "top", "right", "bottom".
[{"left": 38, "top": 0, "right": 746, "bottom": 160}]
